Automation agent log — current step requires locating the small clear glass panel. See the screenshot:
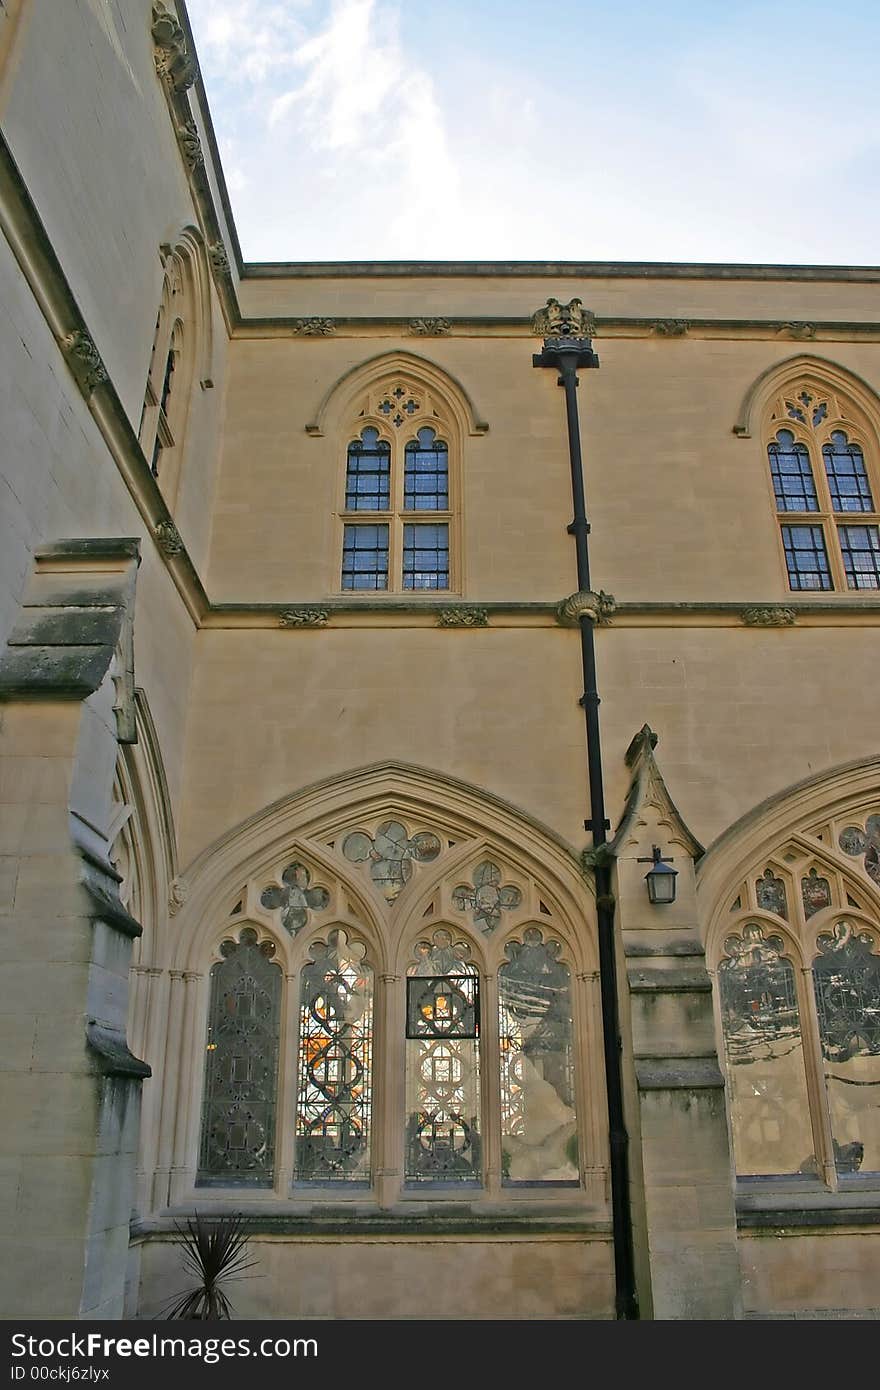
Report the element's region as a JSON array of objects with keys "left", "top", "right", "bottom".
[
  {"left": 345, "top": 427, "right": 390, "bottom": 510},
  {"left": 813, "top": 923, "right": 880, "bottom": 1176},
  {"left": 837, "top": 524, "right": 880, "bottom": 590},
  {"left": 404, "top": 427, "right": 448, "bottom": 511},
  {"left": 341, "top": 522, "right": 389, "bottom": 591},
  {"left": 718, "top": 925, "right": 813, "bottom": 1176},
  {"left": 198, "top": 929, "right": 281, "bottom": 1186},
  {"left": 406, "top": 929, "right": 481, "bottom": 1184},
  {"left": 341, "top": 820, "right": 440, "bottom": 903},
  {"left": 780, "top": 524, "right": 833, "bottom": 590},
  {"left": 294, "top": 930, "right": 373, "bottom": 1182},
  {"left": 823, "top": 431, "right": 874, "bottom": 513},
  {"left": 498, "top": 928, "right": 578, "bottom": 1185},
  {"left": 768, "top": 429, "right": 819, "bottom": 512},
  {"left": 402, "top": 522, "right": 449, "bottom": 590}
]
